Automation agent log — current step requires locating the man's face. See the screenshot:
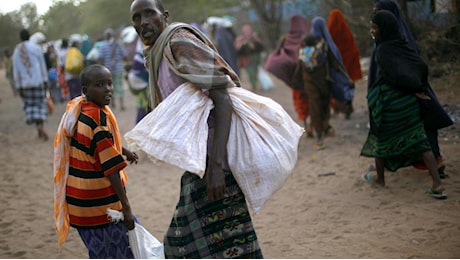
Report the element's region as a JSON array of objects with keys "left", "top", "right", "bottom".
[{"left": 130, "top": 0, "right": 169, "bottom": 46}]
